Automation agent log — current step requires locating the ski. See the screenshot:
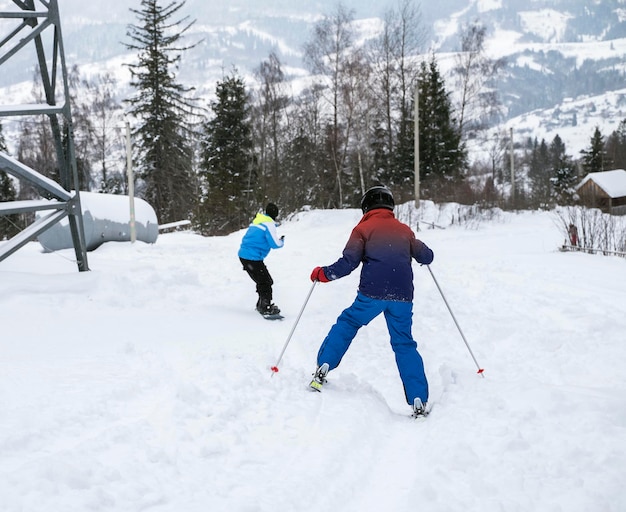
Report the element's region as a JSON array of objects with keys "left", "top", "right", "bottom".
[
  {"left": 309, "top": 381, "right": 321, "bottom": 391},
  {"left": 308, "top": 378, "right": 324, "bottom": 392}
]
